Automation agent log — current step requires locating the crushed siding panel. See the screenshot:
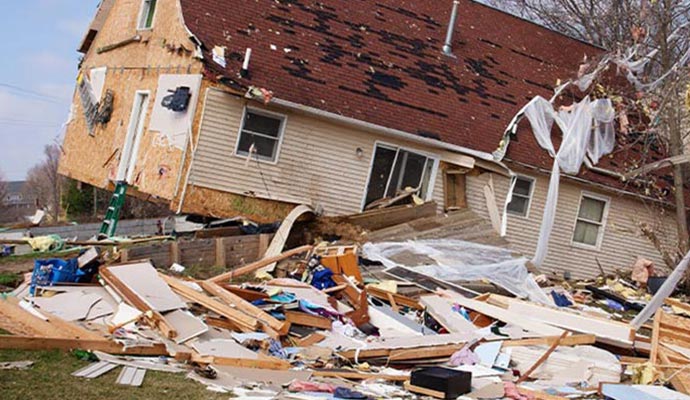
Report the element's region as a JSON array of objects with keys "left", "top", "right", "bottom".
[{"left": 466, "top": 172, "right": 678, "bottom": 279}]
